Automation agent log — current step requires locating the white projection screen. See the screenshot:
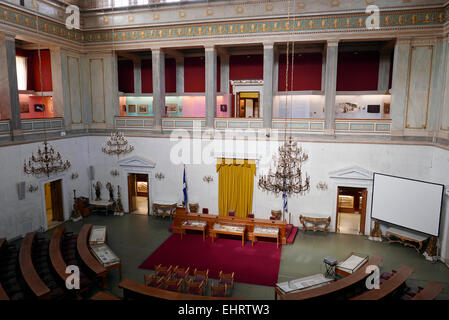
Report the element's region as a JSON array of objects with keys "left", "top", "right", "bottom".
[{"left": 371, "top": 173, "right": 444, "bottom": 236}]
